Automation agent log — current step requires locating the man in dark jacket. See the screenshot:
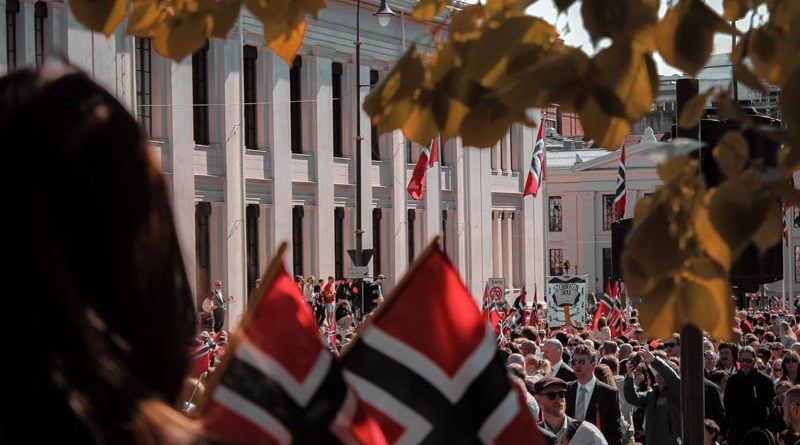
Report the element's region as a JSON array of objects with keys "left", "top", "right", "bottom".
[
  {"left": 566, "top": 345, "right": 622, "bottom": 445},
  {"left": 723, "top": 345, "right": 775, "bottom": 445},
  {"left": 624, "top": 350, "right": 681, "bottom": 445},
  {"left": 704, "top": 378, "right": 726, "bottom": 429}
]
